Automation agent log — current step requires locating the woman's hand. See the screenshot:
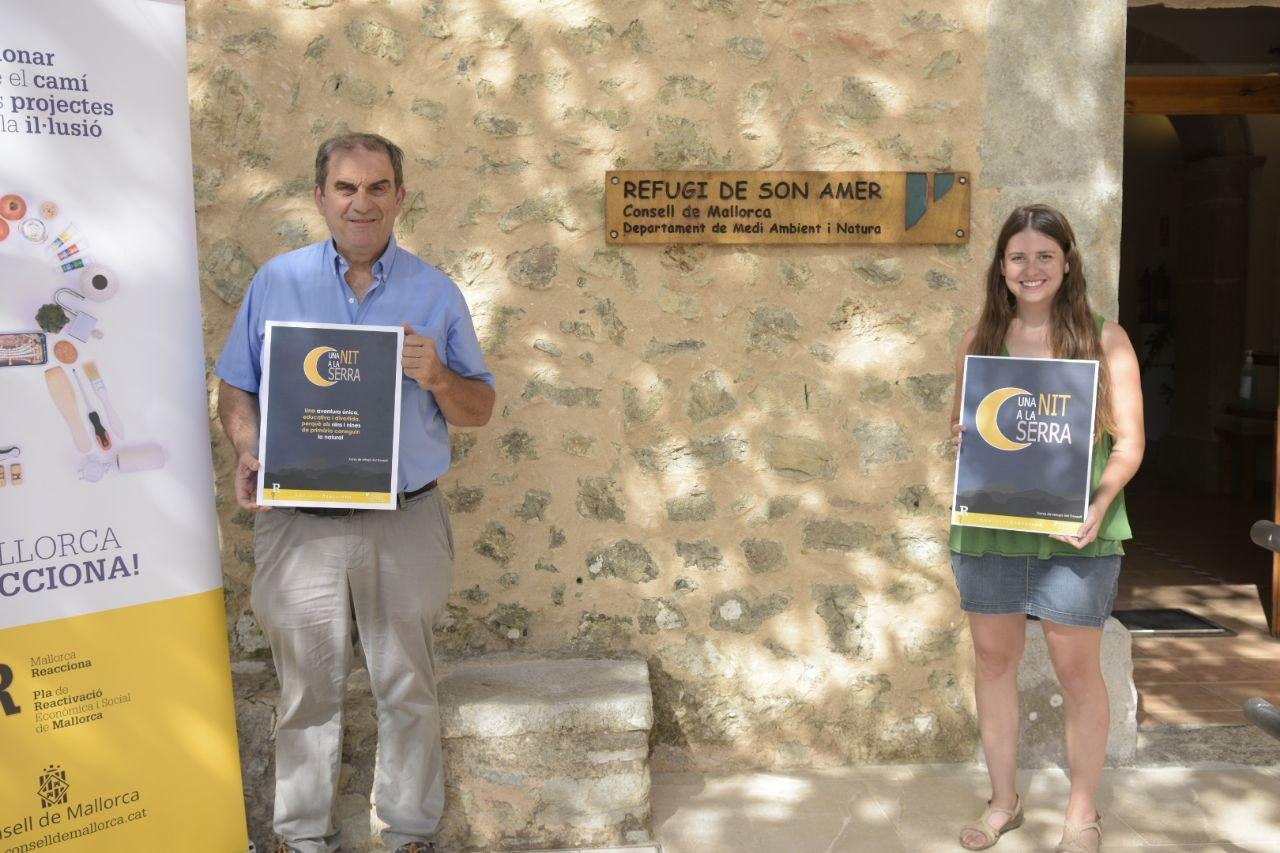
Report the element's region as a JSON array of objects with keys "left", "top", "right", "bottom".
[
  {"left": 950, "top": 326, "right": 977, "bottom": 458},
  {"left": 1049, "top": 500, "right": 1108, "bottom": 549}
]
